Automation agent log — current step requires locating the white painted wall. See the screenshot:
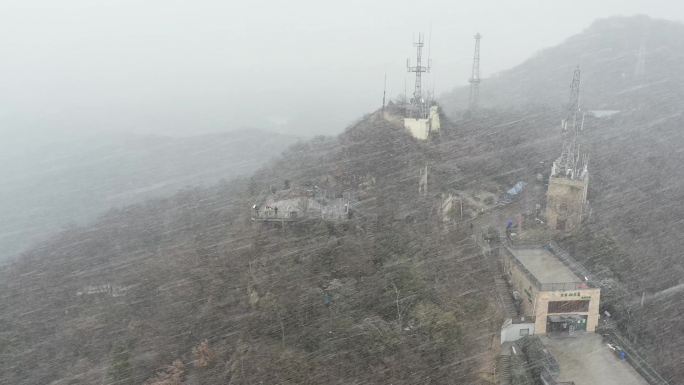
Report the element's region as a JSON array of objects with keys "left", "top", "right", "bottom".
[
  {"left": 402, "top": 106, "right": 441, "bottom": 140},
  {"left": 403, "top": 118, "right": 430, "bottom": 140},
  {"left": 501, "top": 318, "right": 536, "bottom": 343}
]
